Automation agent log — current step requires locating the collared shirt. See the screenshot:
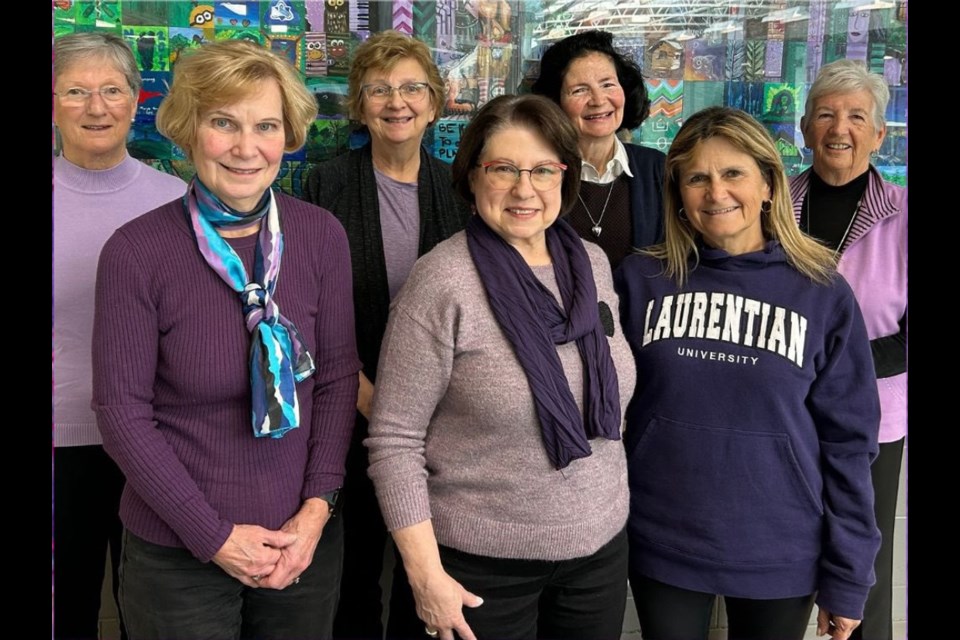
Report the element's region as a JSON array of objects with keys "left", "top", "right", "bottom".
[{"left": 580, "top": 137, "right": 635, "bottom": 184}]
